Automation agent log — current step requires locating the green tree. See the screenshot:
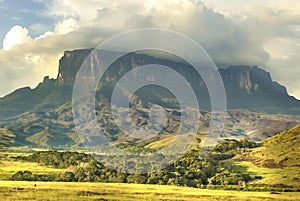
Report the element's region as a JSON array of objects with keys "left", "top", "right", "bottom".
[
  {"left": 11, "top": 170, "right": 34, "bottom": 181},
  {"left": 127, "top": 174, "right": 147, "bottom": 184},
  {"left": 57, "top": 171, "right": 76, "bottom": 182}
]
